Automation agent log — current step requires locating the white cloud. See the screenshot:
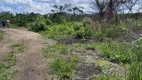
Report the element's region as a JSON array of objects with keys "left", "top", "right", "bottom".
[
  {"left": 0, "top": 0, "right": 93, "bottom": 14},
  {"left": 0, "top": 6, "right": 14, "bottom": 12}
]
